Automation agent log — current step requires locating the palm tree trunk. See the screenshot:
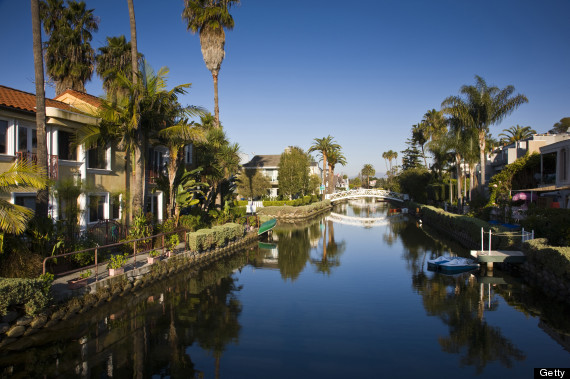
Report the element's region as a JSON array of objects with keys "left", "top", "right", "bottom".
[
  {"left": 322, "top": 153, "right": 327, "bottom": 194},
  {"left": 455, "top": 153, "right": 462, "bottom": 204},
  {"left": 328, "top": 165, "right": 333, "bottom": 194},
  {"left": 132, "top": 143, "right": 144, "bottom": 216},
  {"left": 127, "top": 0, "right": 138, "bottom": 86},
  {"left": 469, "top": 164, "right": 475, "bottom": 201},
  {"left": 478, "top": 130, "right": 486, "bottom": 190},
  {"left": 213, "top": 70, "right": 220, "bottom": 127},
  {"left": 31, "top": 0, "right": 48, "bottom": 219}
]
